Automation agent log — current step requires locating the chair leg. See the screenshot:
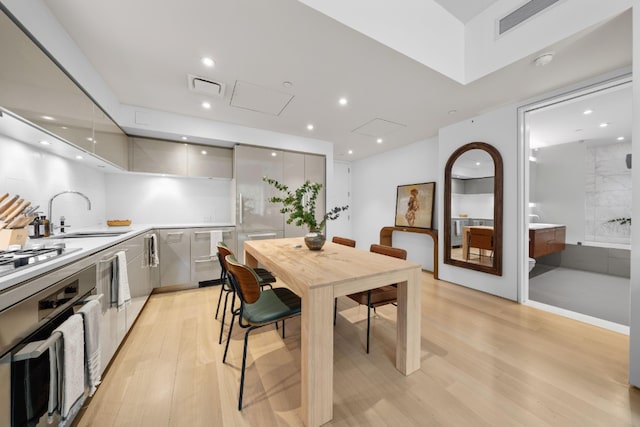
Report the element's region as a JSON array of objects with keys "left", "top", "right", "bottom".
[
  {"left": 333, "top": 298, "right": 337, "bottom": 325},
  {"left": 238, "top": 327, "right": 256, "bottom": 410},
  {"left": 218, "top": 290, "right": 231, "bottom": 344},
  {"left": 223, "top": 312, "right": 236, "bottom": 364},
  {"left": 215, "top": 282, "right": 225, "bottom": 319},
  {"left": 282, "top": 320, "right": 285, "bottom": 339},
  {"left": 366, "top": 291, "right": 372, "bottom": 354}
]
